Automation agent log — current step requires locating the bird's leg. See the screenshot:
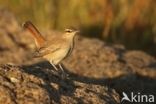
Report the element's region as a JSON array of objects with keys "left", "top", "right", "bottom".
[
  {"left": 49, "top": 61, "right": 62, "bottom": 77},
  {"left": 50, "top": 61, "right": 67, "bottom": 78},
  {"left": 58, "top": 64, "right": 65, "bottom": 73},
  {"left": 58, "top": 64, "right": 67, "bottom": 78},
  {"left": 50, "top": 61, "right": 59, "bottom": 71}
]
